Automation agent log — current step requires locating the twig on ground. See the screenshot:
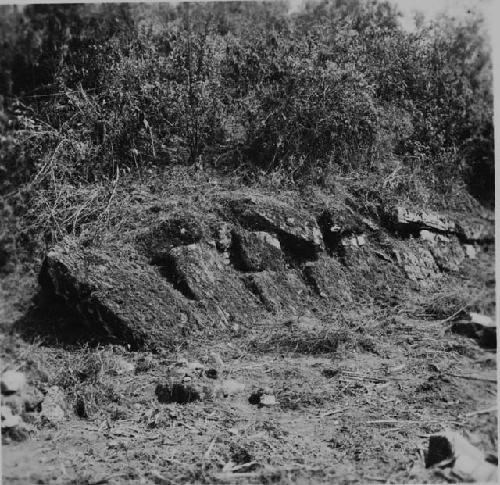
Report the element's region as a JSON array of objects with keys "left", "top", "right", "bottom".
[
  {"left": 366, "top": 419, "right": 422, "bottom": 425},
  {"left": 320, "top": 408, "right": 346, "bottom": 418},
  {"left": 438, "top": 304, "right": 471, "bottom": 325},
  {"left": 464, "top": 406, "right": 497, "bottom": 417},
  {"left": 203, "top": 436, "right": 217, "bottom": 468},
  {"left": 446, "top": 372, "right": 497, "bottom": 383},
  {"left": 148, "top": 470, "right": 174, "bottom": 485},
  {"left": 88, "top": 472, "right": 132, "bottom": 485}
]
